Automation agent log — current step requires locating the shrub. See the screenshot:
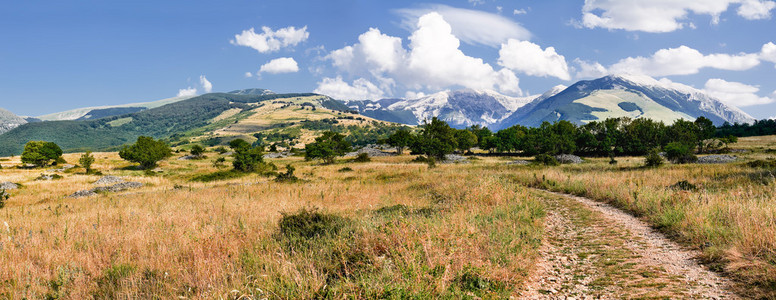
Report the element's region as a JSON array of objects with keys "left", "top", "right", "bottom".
[
  {"left": 0, "top": 189, "right": 8, "bottom": 209},
  {"left": 644, "top": 148, "right": 664, "bottom": 167},
  {"left": 214, "top": 146, "right": 228, "bottom": 154},
  {"left": 278, "top": 209, "right": 348, "bottom": 246},
  {"left": 119, "top": 136, "right": 172, "bottom": 169},
  {"left": 230, "top": 139, "right": 265, "bottom": 172},
  {"left": 212, "top": 157, "right": 227, "bottom": 168},
  {"left": 21, "top": 141, "right": 63, "bottom": 167},
  {"left": 274, "top": 164, "right": 300, "bottom": 183},
  {"left": 669, "top": 180, "right": 698, "bottom": 191},
  {"left": 352, "top": 153, "right": 371, "bottom": 163},
  {"left": 747, "top": 159, "right": 776, "bottom": 169},
  {"left": 534, "top": 154, "right": 559, "bottom": 166},
  {"left": 191, "top": 170, "right": 246, "bottom": 182},
  {"left": 190, "top": 145, "right": 205, "bottom": 158},
  {"left": 664, "top": 142, "right": 697, "bottom": 164},
  {"left": 79, "top": 151, "right": 96, "bottom": 174},
  {"left": 338, "top": 167, "right": 353, "bottom": 172}
]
